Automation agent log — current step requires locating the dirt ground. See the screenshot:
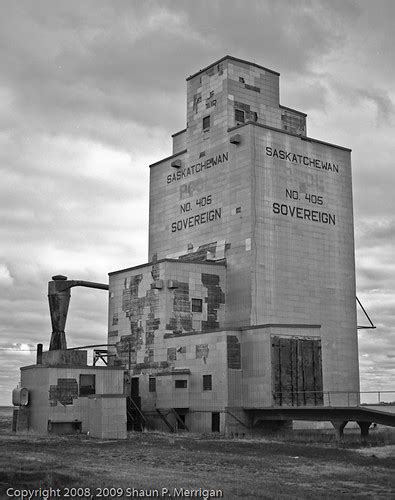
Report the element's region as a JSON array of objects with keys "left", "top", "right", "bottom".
[{"left": 0, "top": 411, "right": 394, "bottom": 499}]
